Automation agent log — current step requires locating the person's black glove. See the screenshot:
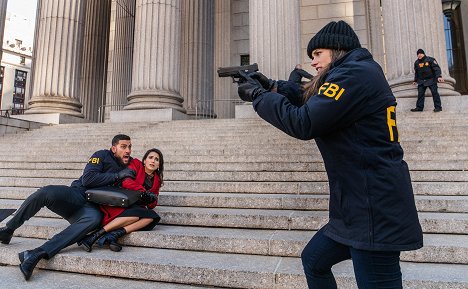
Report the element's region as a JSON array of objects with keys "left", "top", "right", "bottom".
[
  {"left": 139, "top": 191, "right": 158, "bottom": 204},
  {"left": 115, "top": 168, "right": 136, "bottom": 180},
  {"left": 237, "top": 71, "right": 267, "bottom": 102},
  {"left": 249, "top": 72, "right": 277, "bottom": 91}
]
